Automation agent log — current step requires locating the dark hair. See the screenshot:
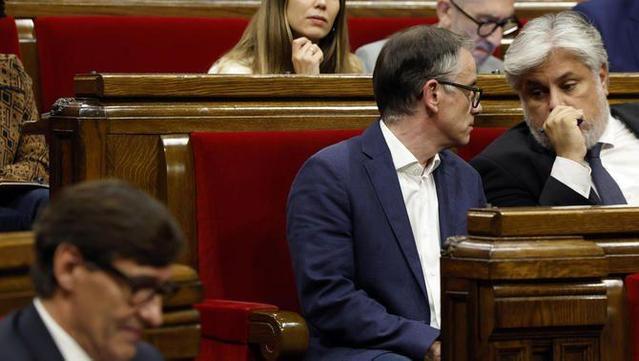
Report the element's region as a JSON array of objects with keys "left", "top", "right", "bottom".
[
  {"left": 373, "top": 25, "right": 468, "bottom": 122},
  {"left": 0, "top": 0, "right": 5, "bottom": 18},
  {"left": 32, "top": 179, "right": 184, "bottom": 297}
]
